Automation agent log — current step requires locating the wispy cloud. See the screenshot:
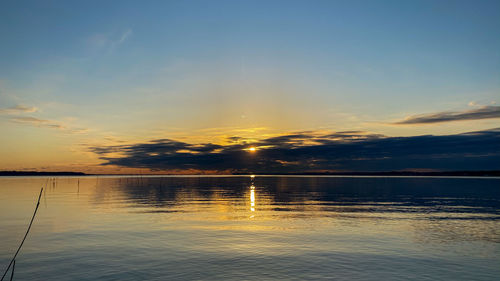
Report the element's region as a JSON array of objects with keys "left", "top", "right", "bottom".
[
  {"left": 0, "top": 105, "right": 38, "bottom": 114},
  {"left": 87, "top": 29, "right": 133, "bottom": 52},
  {"left": 10, "top": 116, "right": 87, "bottom": 134},
  {"left": 393, "top": 106, "right": 500, "bottom": 125},
  {"left": 118, "top": 29, "right": 133, "bottom": 44},
  {"left": 11, "top": 116, "right": 64, "bottom": 129},
  {"left": 89, "top": 129, "right": 500, "bottom": 173}
]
